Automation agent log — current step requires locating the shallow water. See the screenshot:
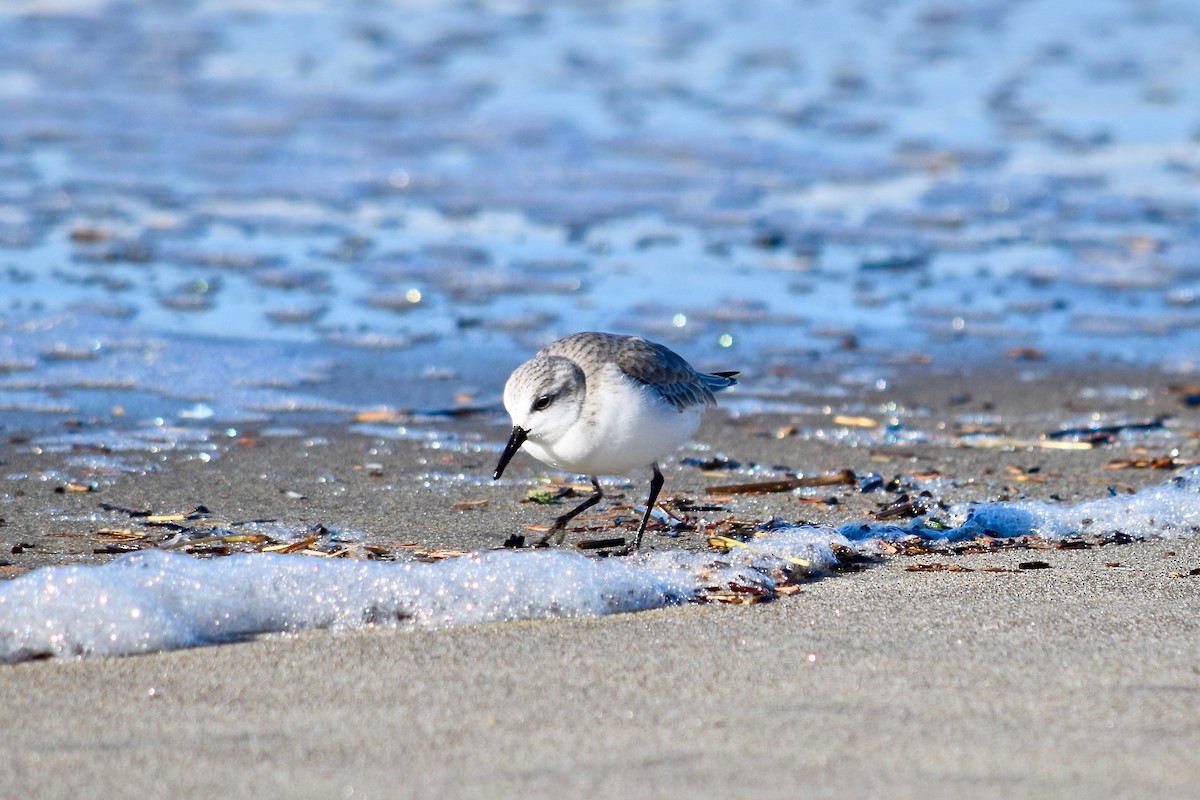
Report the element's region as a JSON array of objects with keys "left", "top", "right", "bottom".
[{"left": 1, "top": 0, "right": 1198, "bottom": 439}]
